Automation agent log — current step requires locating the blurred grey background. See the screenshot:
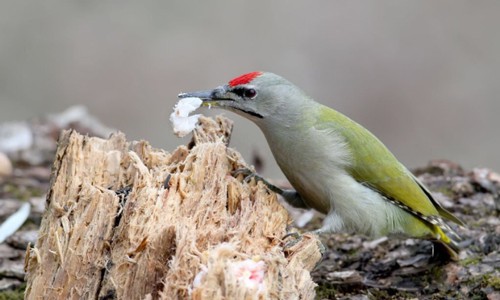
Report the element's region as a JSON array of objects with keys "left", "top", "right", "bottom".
[{"left": 1, "top": 1, "right": 499, "bottom": 177}]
